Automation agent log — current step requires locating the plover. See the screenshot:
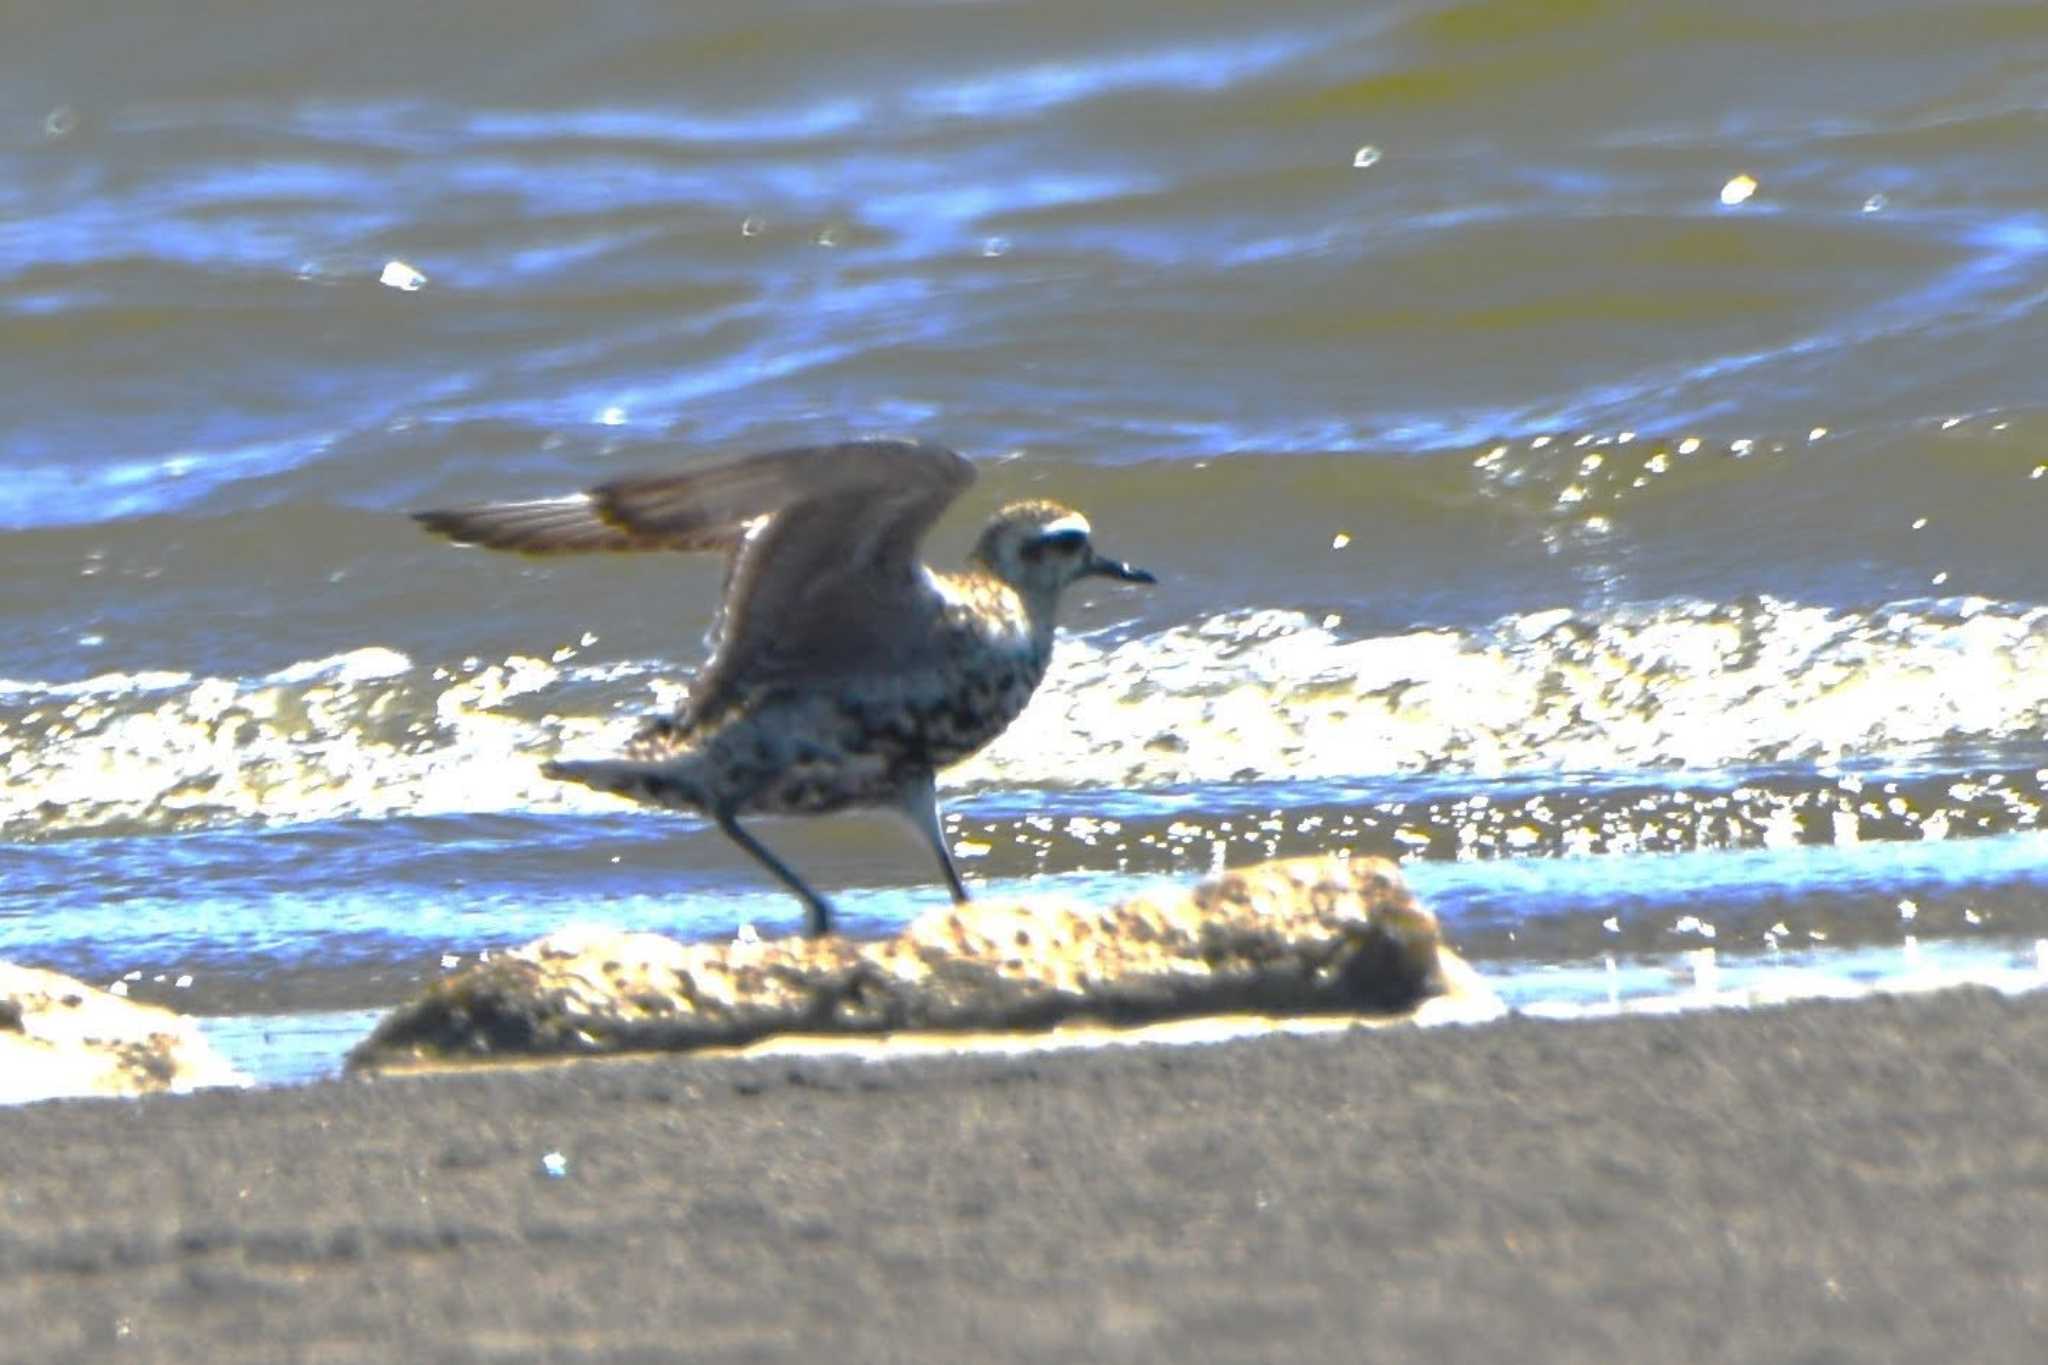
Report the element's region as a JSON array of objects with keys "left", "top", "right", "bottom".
[{"left": 414, "top": 439, "right": 1155, "bottom": 935}]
